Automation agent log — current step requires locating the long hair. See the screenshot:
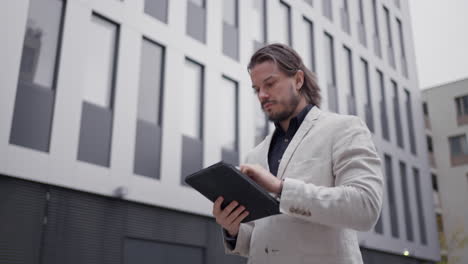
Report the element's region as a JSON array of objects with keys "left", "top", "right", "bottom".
[{"left": 247, "top": 43, "right": 321, "bottom": 107}]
